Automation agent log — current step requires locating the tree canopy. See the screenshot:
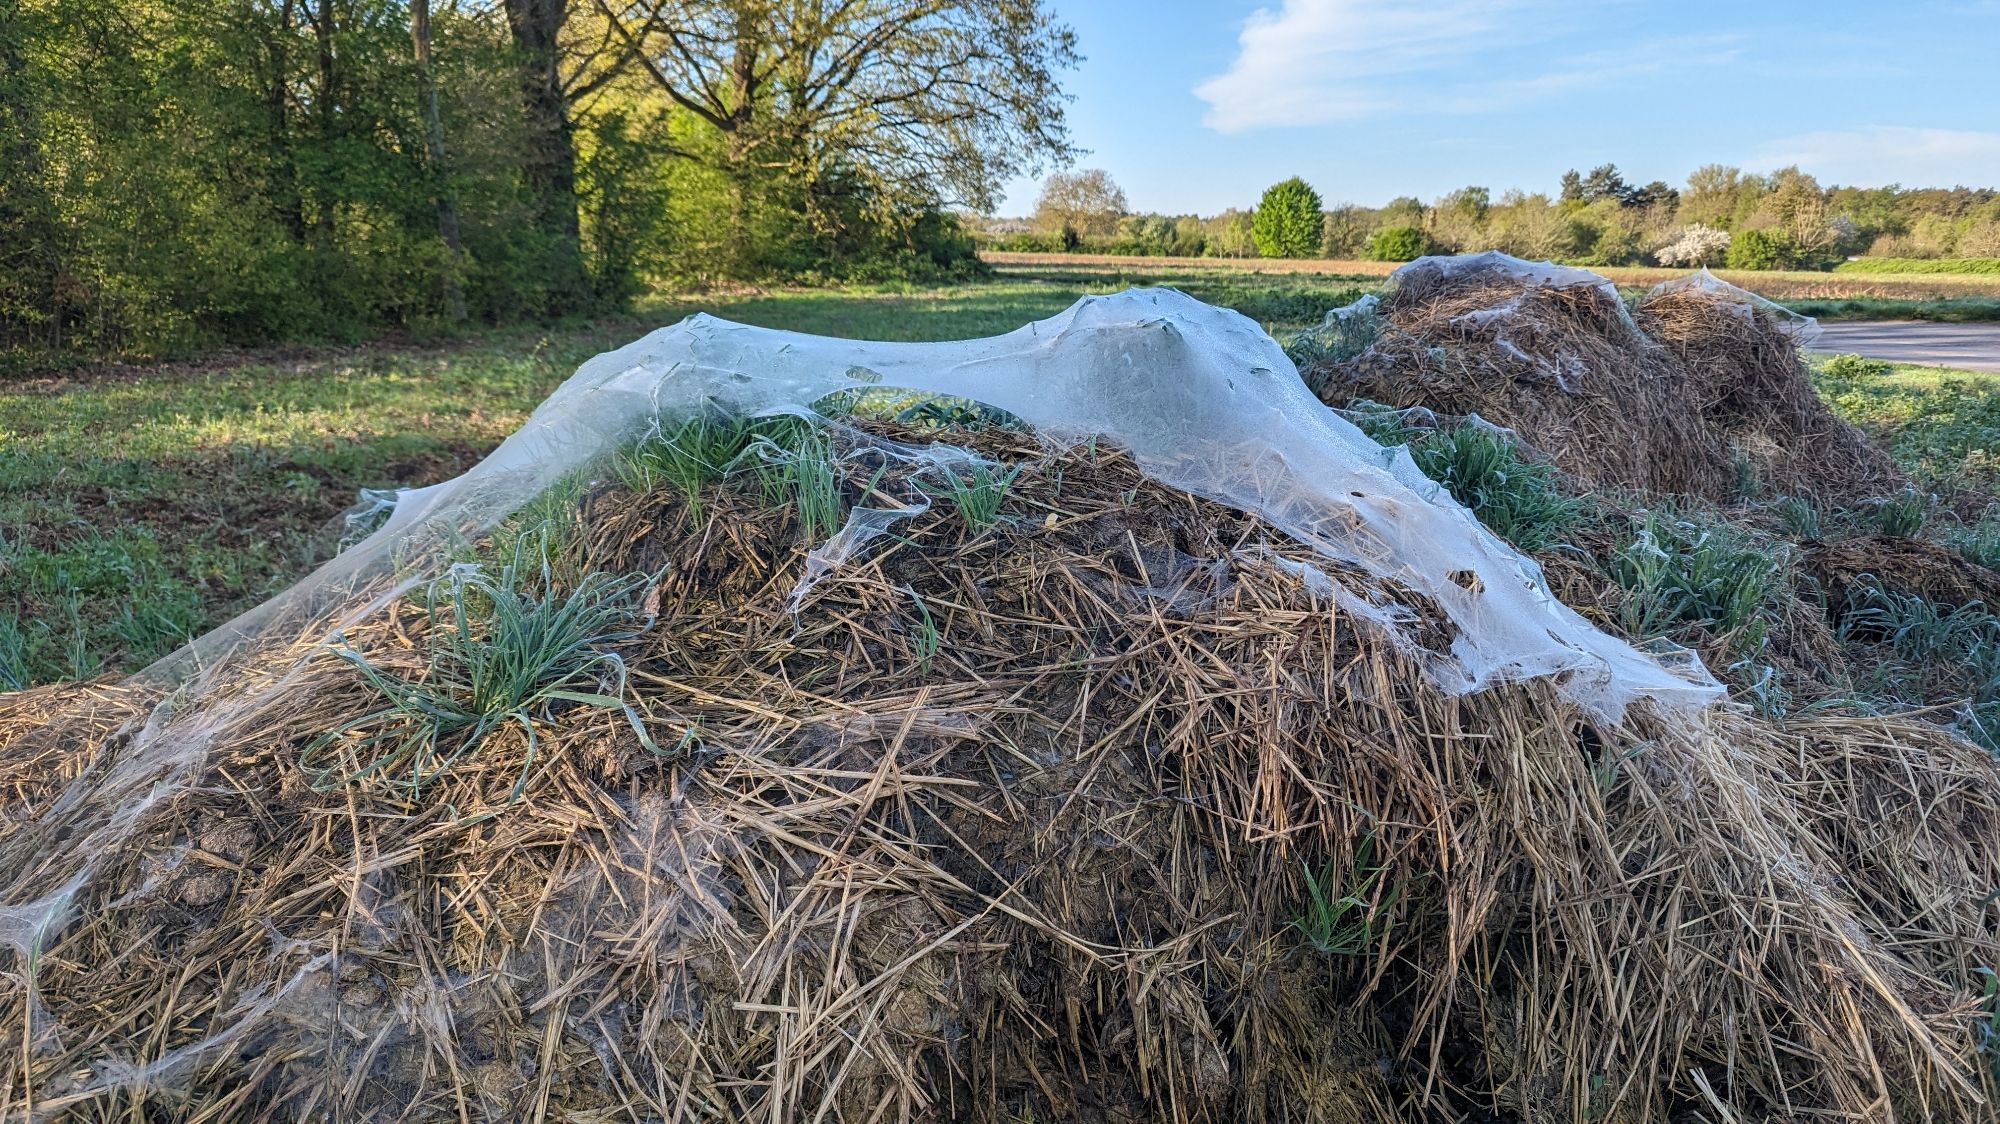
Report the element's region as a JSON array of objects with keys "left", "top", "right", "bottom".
[
  {"left": 0, "top": 0, "right": 1077, "bottom": 362},
  {"left": 1251, "top": 176, "right": 1323, "bottom": 258}
]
